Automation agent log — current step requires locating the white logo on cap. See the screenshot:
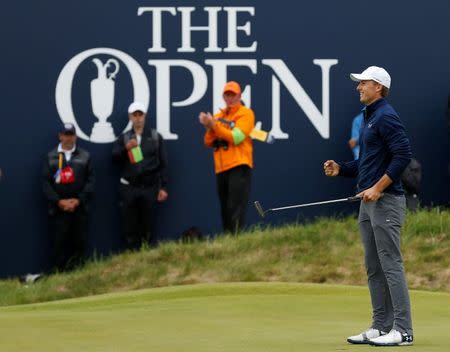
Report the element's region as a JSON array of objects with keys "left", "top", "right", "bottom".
[{"left": 55, "top": 48, "right": 149, "bottom": 144}]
